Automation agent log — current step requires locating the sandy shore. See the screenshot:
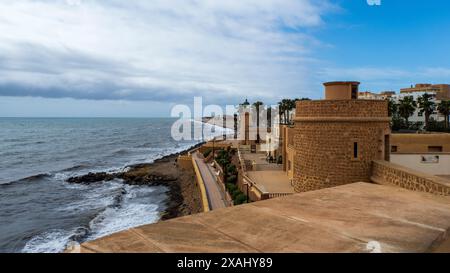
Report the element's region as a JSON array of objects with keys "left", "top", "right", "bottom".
[{"left": 66, "top": 143, "right": 204, "bottom": 221}]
